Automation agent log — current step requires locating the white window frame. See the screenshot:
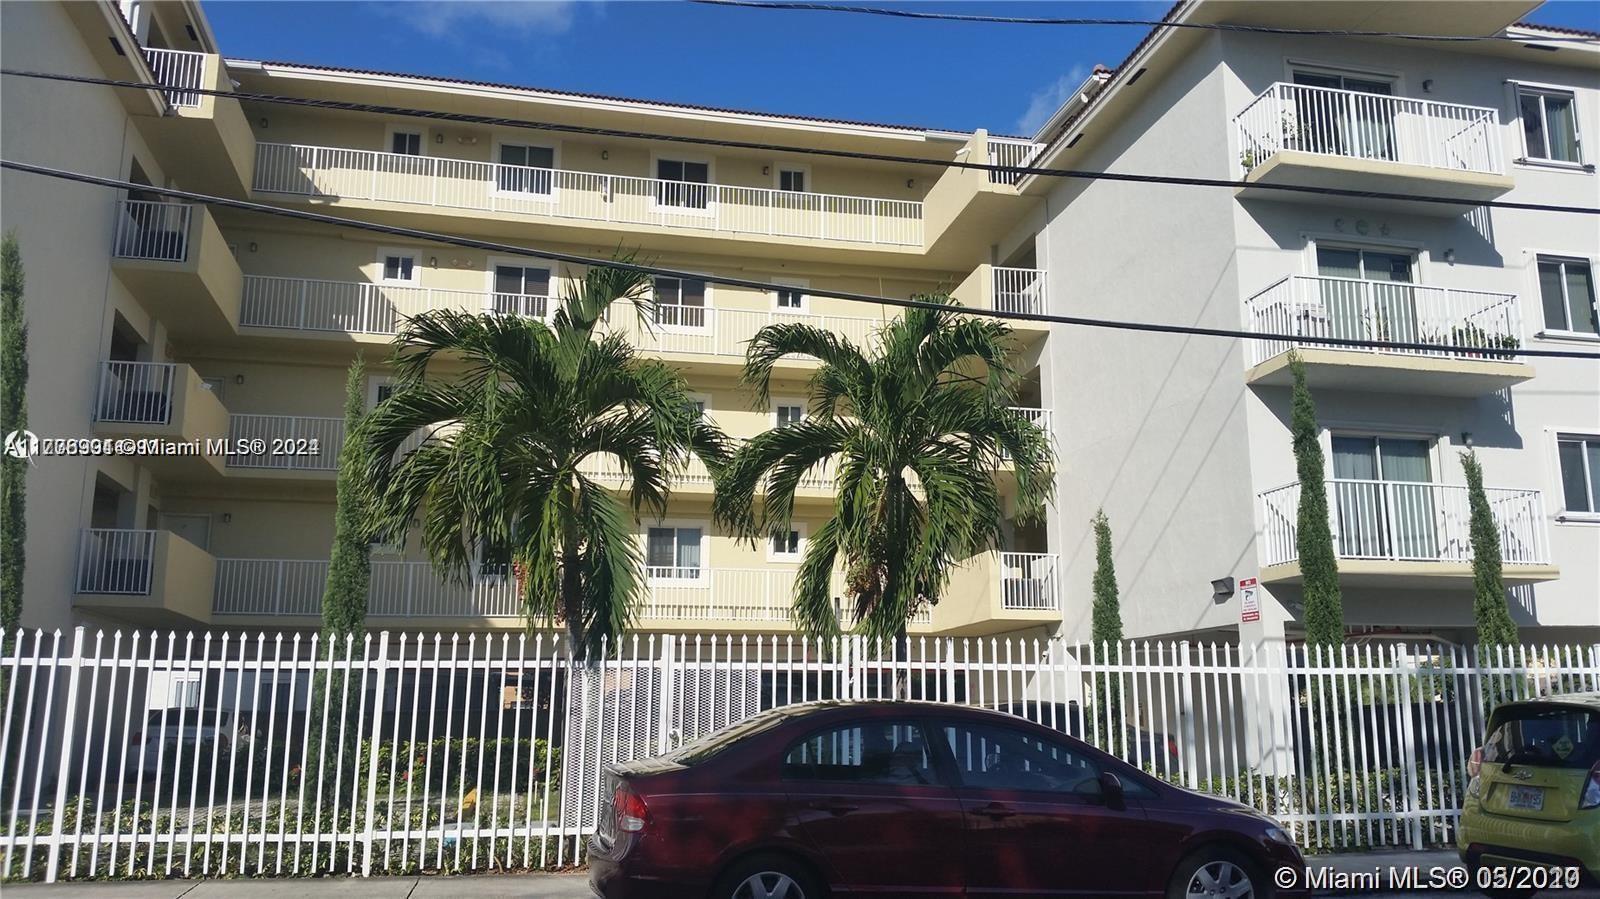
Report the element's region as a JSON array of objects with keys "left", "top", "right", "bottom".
[
  {"left": 490, "top": 139, "right": 561, "bottom": 200},
  {"left": 1302, "top": 232, "right": 1431, "bottom": 279},
  {"left": 367, "top": 374, "right": 396, "bottom": 409},
  {"left": 485, "top": 255, "right": 556, "bottom": 318},
  {"left": 652, "top": 276, "right": 712, "bottom": 332},
  {"left": 772, "top": 397, "right": 807, "bottom": 429},
  {"left": 1320, "top": 427, "right": 1445, "bottom": 486},
  {"left": 383, "top": 125, "right": 425, "bottom": 158},
  {"left": 649, "top": 152, "right": 716, "bottom": 217},
  {"left": 774, "top": 163, "right": 811, "bottom": 193},
  {"left": 1551, "top": 429, "right": 1600, "bottom": 524},
  {"left": 643, "top": 519, "right": 709, "bottom": 584},
  {"left": 686, "top": 392, "right": 712, "bottom": 422},
  {"left": 1510, "top": 81, "right": 1586, "bottom": 168},
  {"left": 767, "top": 522, "right": 807, "bottom": 562},
  {"left": 1528, "top": 250, "right": 1600, "bottom": 342},
  {"left": 376, "top": 248, "right": 421, "bottom": 285},
  {"left": 772, "top": 277, "right": 810, "bottom": 314},
  {"left": 369, "top": 532, "right": 405, "bottom": 556}
]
